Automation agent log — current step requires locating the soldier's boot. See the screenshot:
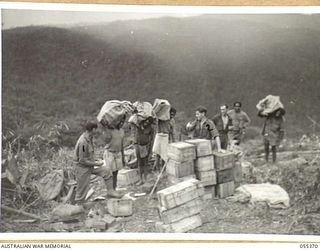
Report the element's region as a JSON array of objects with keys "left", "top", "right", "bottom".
[{"left": 105, "top": 177, "right": 123, "bottom": 198}]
